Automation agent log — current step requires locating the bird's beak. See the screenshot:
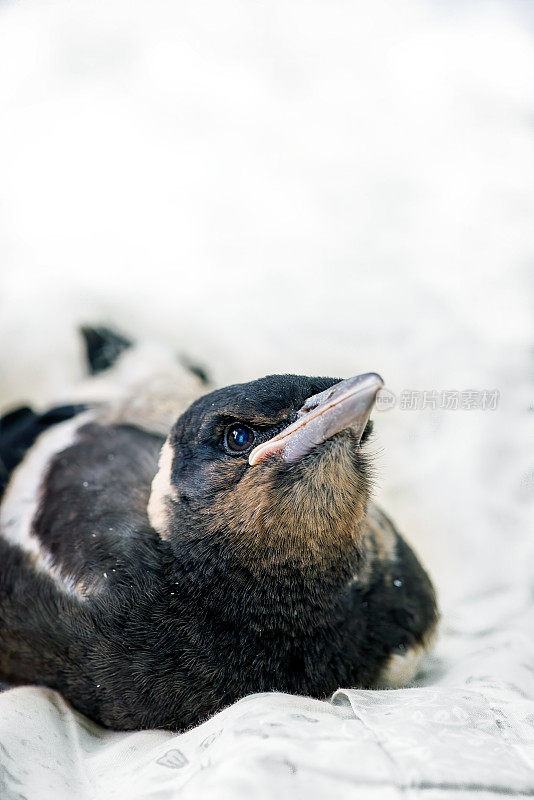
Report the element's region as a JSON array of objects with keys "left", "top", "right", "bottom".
[{"left": 249, "top": 372, "right": 384, "bottom": 466}]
